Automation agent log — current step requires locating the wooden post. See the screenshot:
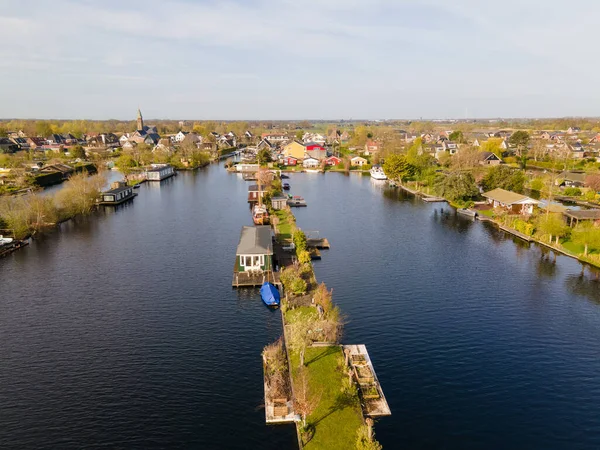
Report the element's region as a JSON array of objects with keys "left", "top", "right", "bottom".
[
  {"left": 344, "top": 348, "right": 350, "bottom": 366},
  {"left": 366, "top": 418, "right": 374, "bottom": 442}
]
